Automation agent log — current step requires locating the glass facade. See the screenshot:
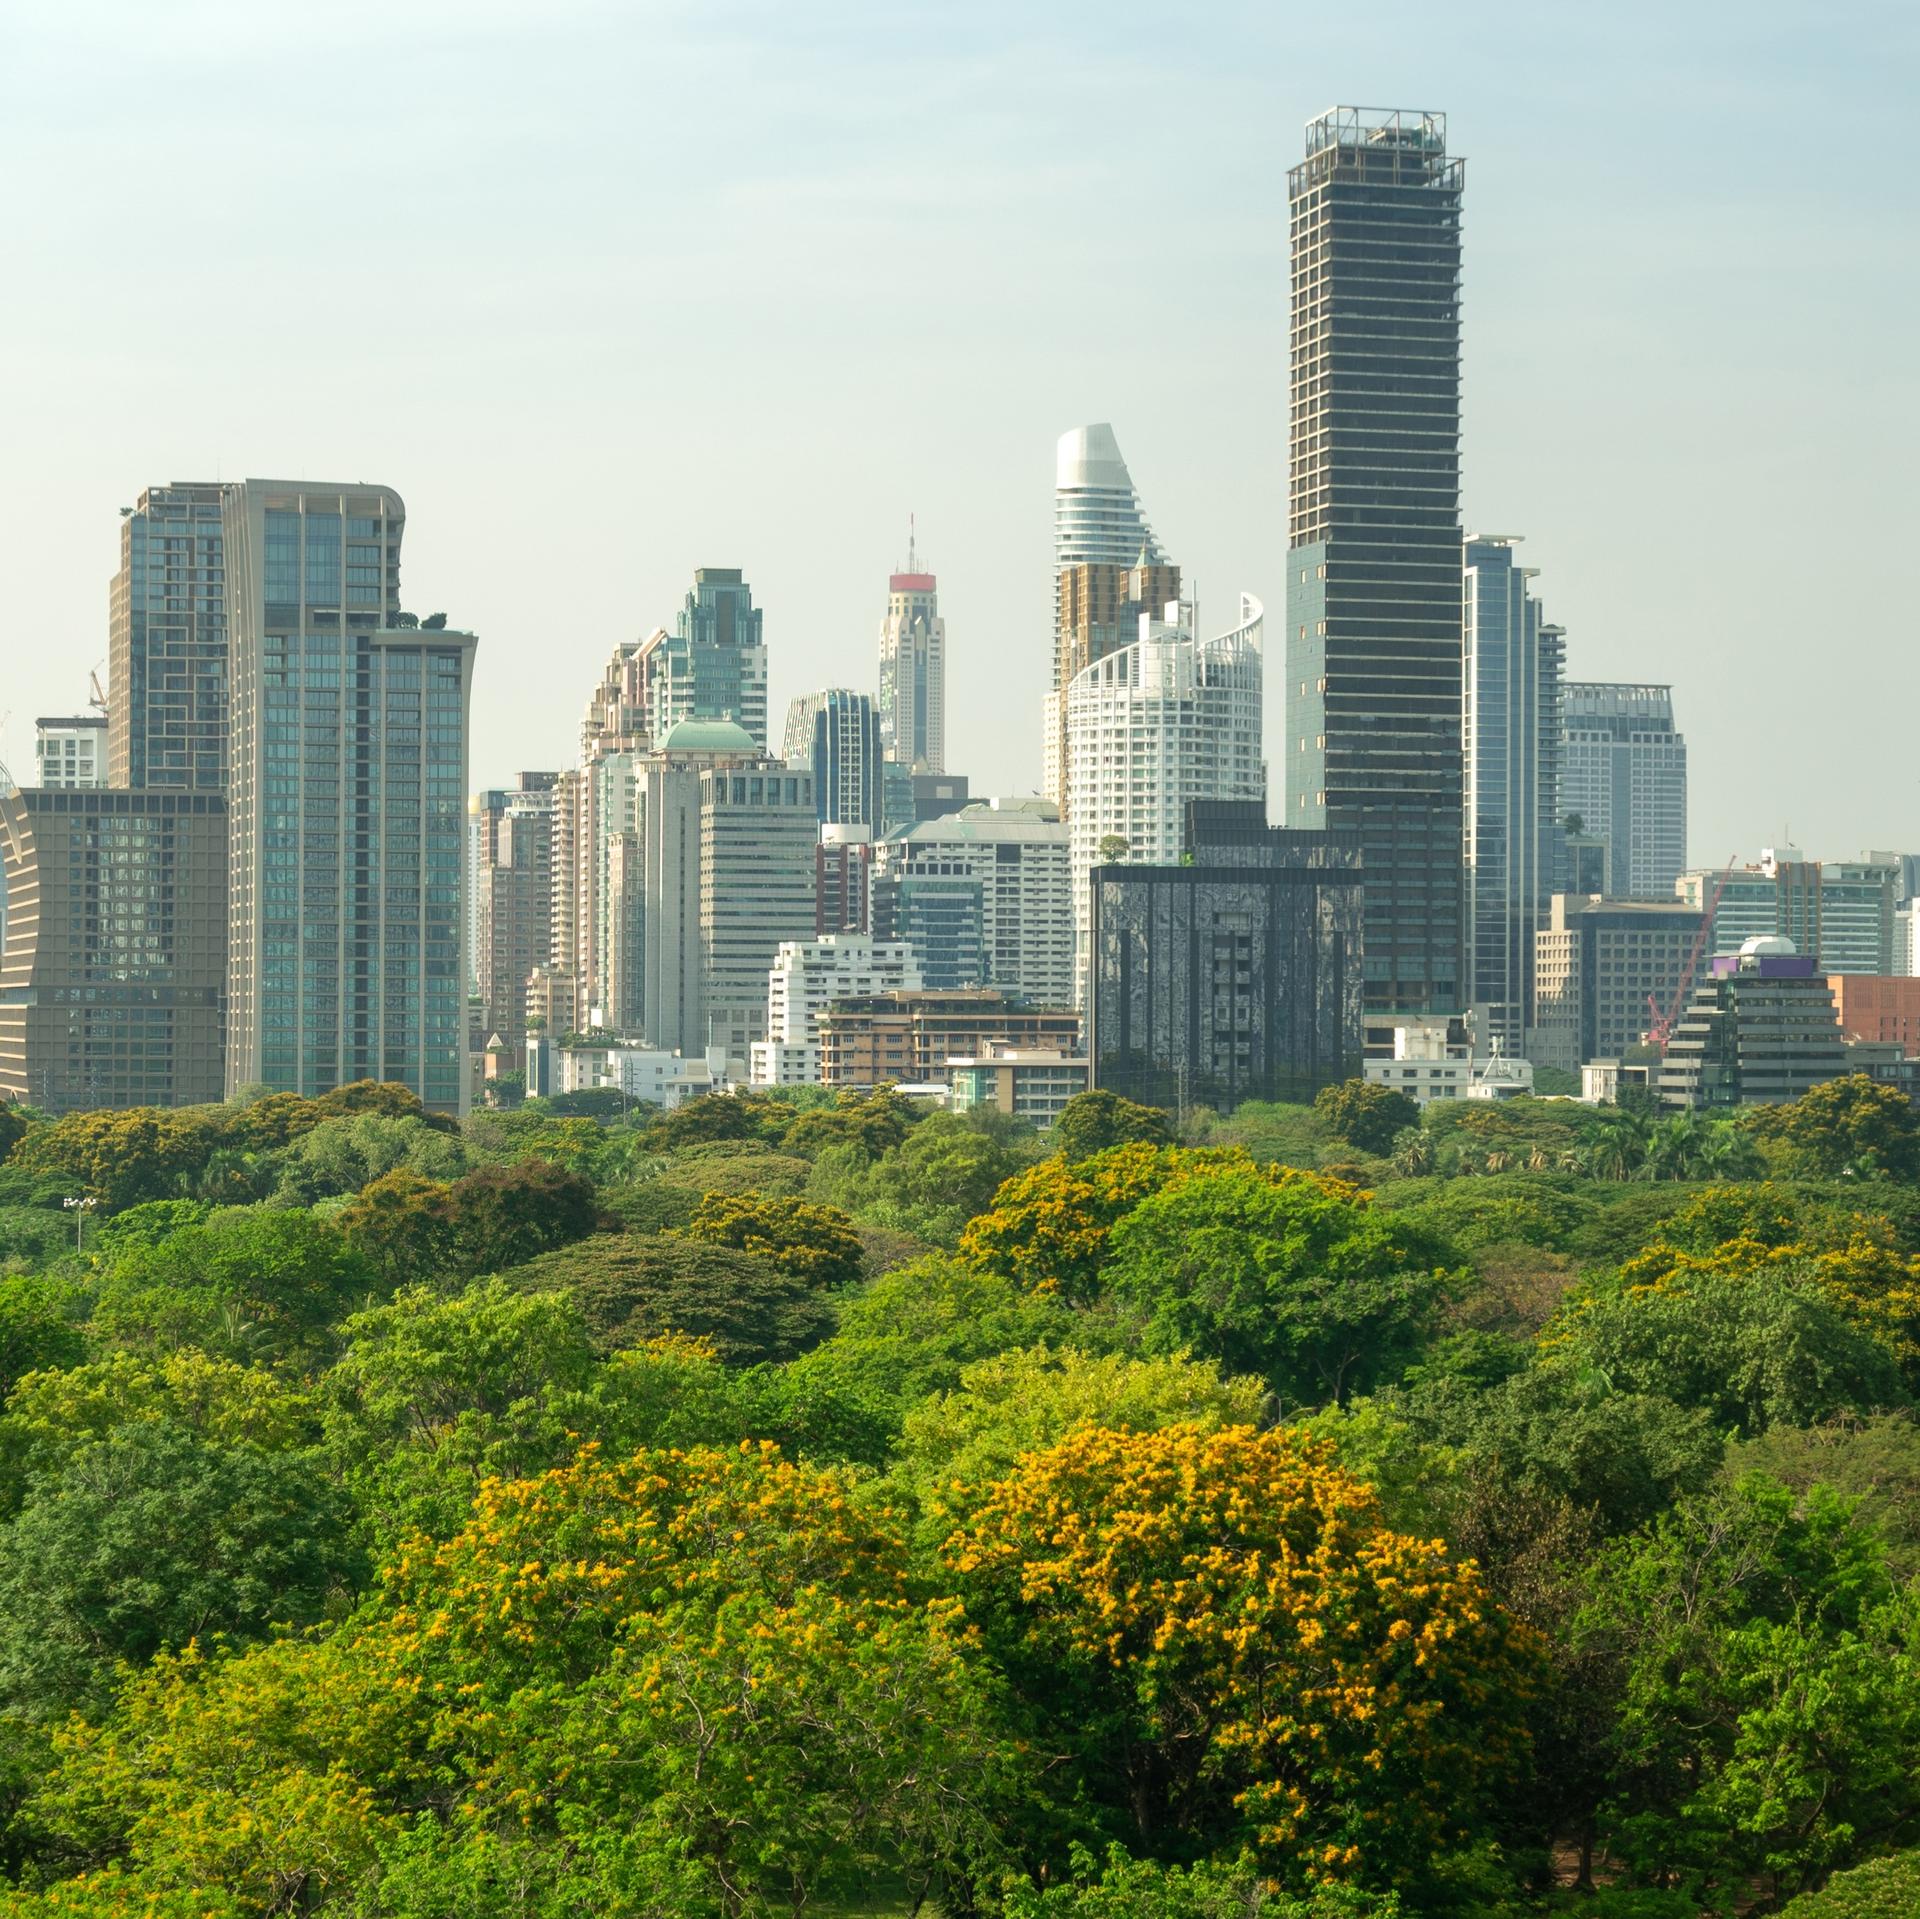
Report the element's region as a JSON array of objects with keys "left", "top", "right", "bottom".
[
  {"left": 224, "top": 482, "right": 476, "bottom": 1113},
  {"left": 1088, "top": 803, "right": 1364, "bottom": 1114},
  {"left": 1286, "top": 107, "right": 1464, "bottom": 1016},
  {"left": 1559, "top": 683, "right": 1687, "bottom": 901},
  {"left": 1462, "top": 538, "right": 1563, "bottom": 1051}
]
